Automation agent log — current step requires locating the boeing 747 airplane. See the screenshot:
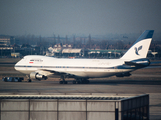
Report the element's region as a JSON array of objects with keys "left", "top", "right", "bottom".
[{"left": 14, "top": 30, "right": 154, "bottom": 84}]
